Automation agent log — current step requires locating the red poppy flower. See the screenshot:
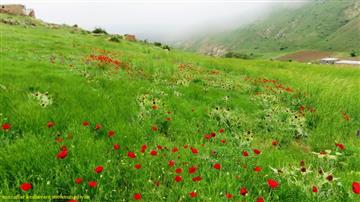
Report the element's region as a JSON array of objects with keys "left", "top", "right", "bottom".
[
  {"left": 47, "top": 121, "right": 55, "bottom": 128},
  {"left": 82, "top": 121, "right": 89, "bottom": 126},
  {"left": 172, "top": 147, "right": 179, "bottom": 153},
  {"left": 335, "top": 143, "right": 345, "bottom": 150},
  {"left": 183, "top": 145, "right": 189, "bottom": 149},
  {"left": 140, "top": 144, "right": 147, "bottom": 153},
  {"left": 272, "top": 140, "right": 278, "bottom": 146},
  {"left": 128, "top": 152, "right": 136, "bottom": 158},
  {"left": 312, "top": 186, "right": 318, "bottom": 193},
  {"left": 342, "top": 112, "right": 350, "bottom": 121},
  {"left": 168, "top": 160, "right": 175, "bottom": 167},
  {"left": 219, "top": 128, "right": 225, "bottom": 133},
  {"left": 133, "top": 193, "right": 142, "bottom": 200},
  {"left": 174, "top": 175, "right": 182, "bottom": 182},
  {"left": 225, "top": 193, "right": 233, "bottom": 199},
  {"left": 190, "top": 147, "right": 198, "bottom": 154},
  {"left": 284, "top": 87, "right": 293, "bottom": 93},
  {"left": 68, "top": 200, "right": 78, "bottom": 202},
  {"left": 175, "top": 168, "right": 183, "bottom": 173},
  {"left": 114, "top": 144, "right": 120, "bottom": 150},
  {"left": 151, "top": 125, "right": 158, "bottom": 131},
  {"left": 213, "top": 163, "right": 221, "bottom": 170},
  {"left": 210, "top": 132, "right": 216, "bottom": 137},
  {"left": 152, "top": 105, "right": 159, "bottom": 110},
  {"left": 108, "top": 130, "right": 115, "bottom": 137},
  {"left": 150, "top": 150, "right": 157, "bottom": 156},
  {"left": 75, "top": 178, "right": 83, "bottom": 184},
  {"left": 157, "top": 145, "right": 163, "bottom": 150},
  {"left": 56, "top": 148, "right": 68, "bottom": 159},
  {"left": 240, "top": 187, "right": 247, "bottom": 196},
  {"left": 95, "top": 166, "right": 103, "bottom": 173},
  {"left": 257, "top": 197, "right": 265, "bottom": 202},
  {"left": 189, "top": 191, "right": 197, "bottom": 198},
  {"left": 134, "top": 164, "right": 142, "bottom": 169},
  {"left": 1, "top": 123, "right": 11, "bottom": 131},
  {"left": 242, "top": 151, "right": 249, "bottom": 157},
  {"left": 189, "top": 166, "right": 197, "bottom": 174},
  {"left": 253, "top": 149, "right": 261, "bottom": 155},
  {"left": 353, "top": 182, "right": 360, "bottom": 194},
  {"left": 220, "top": 139, "right": 226, "bottom": 143},
  {"left": 299, "top": 105, "right": 305, "bottom": 112},
  {"left": 267, "top": 179, "right": 279, "bottom": 189},
  {"left": 95, "top": 124, "right": 102, "bottom": 130},
  {"left": 20, "top": 182, "right": 32, "bottom": 191},
  {"left": 254, "top": 166, "right": 262, "bottom": 172},
  {"left": 88, "top": 181, "right": 97, "bottom": 188},
  {"left": 192, "top": 176, "right": 202, "bottom": 182},
  {"left": 204, "top": 134, "right": 212, "bottom": 140}
]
